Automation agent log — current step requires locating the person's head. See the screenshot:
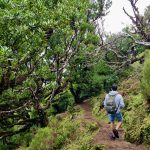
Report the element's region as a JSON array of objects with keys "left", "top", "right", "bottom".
[{"left": 111, "top": 84, "right": 117, "bottom": 91}]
